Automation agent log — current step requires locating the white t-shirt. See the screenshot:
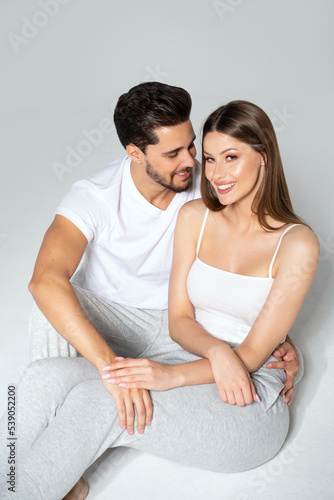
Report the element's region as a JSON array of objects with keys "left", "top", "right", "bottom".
[{"left": 56, "top": 155, "right": 201, "bottom": 309}]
